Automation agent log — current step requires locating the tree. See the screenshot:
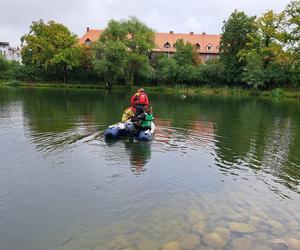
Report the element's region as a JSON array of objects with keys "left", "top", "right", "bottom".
[
  {"left": 195, "top": 60, "right": 225, "bottom": 85},
  {"left": 123, "top": 17, "right": 155, "bottom": 85},
  {"left": 237, "top": 9, "right": 293, "bottom": 88},
  {"left": 285, "top": 0, "right": 300, "bottom": 56},
  {"left": 220, "top": 10, "right": 257, "bottom": 84},
  {"left": 155, "top": 55, "right": 178, "bottom": 84},
  {"left": 256, "top": 10, "right": 288, "bottom": 67},
  {"left": 93, "top": 17, "right": 155, "bottom": 86},
  {"left": 174, "top": 39, "right": 201, "bottom": 66},
  {"left": 93, "top": 40, "right": 127, "bottom": 88},
  {"left": 241, "top": 51, "right": 266, "bottom": 89},
  {"left": 21, "top": 20, "right": 82, "bottom": 82},
  {"left": 285, "top": 0, "right": 300, "bottom": 85}
]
